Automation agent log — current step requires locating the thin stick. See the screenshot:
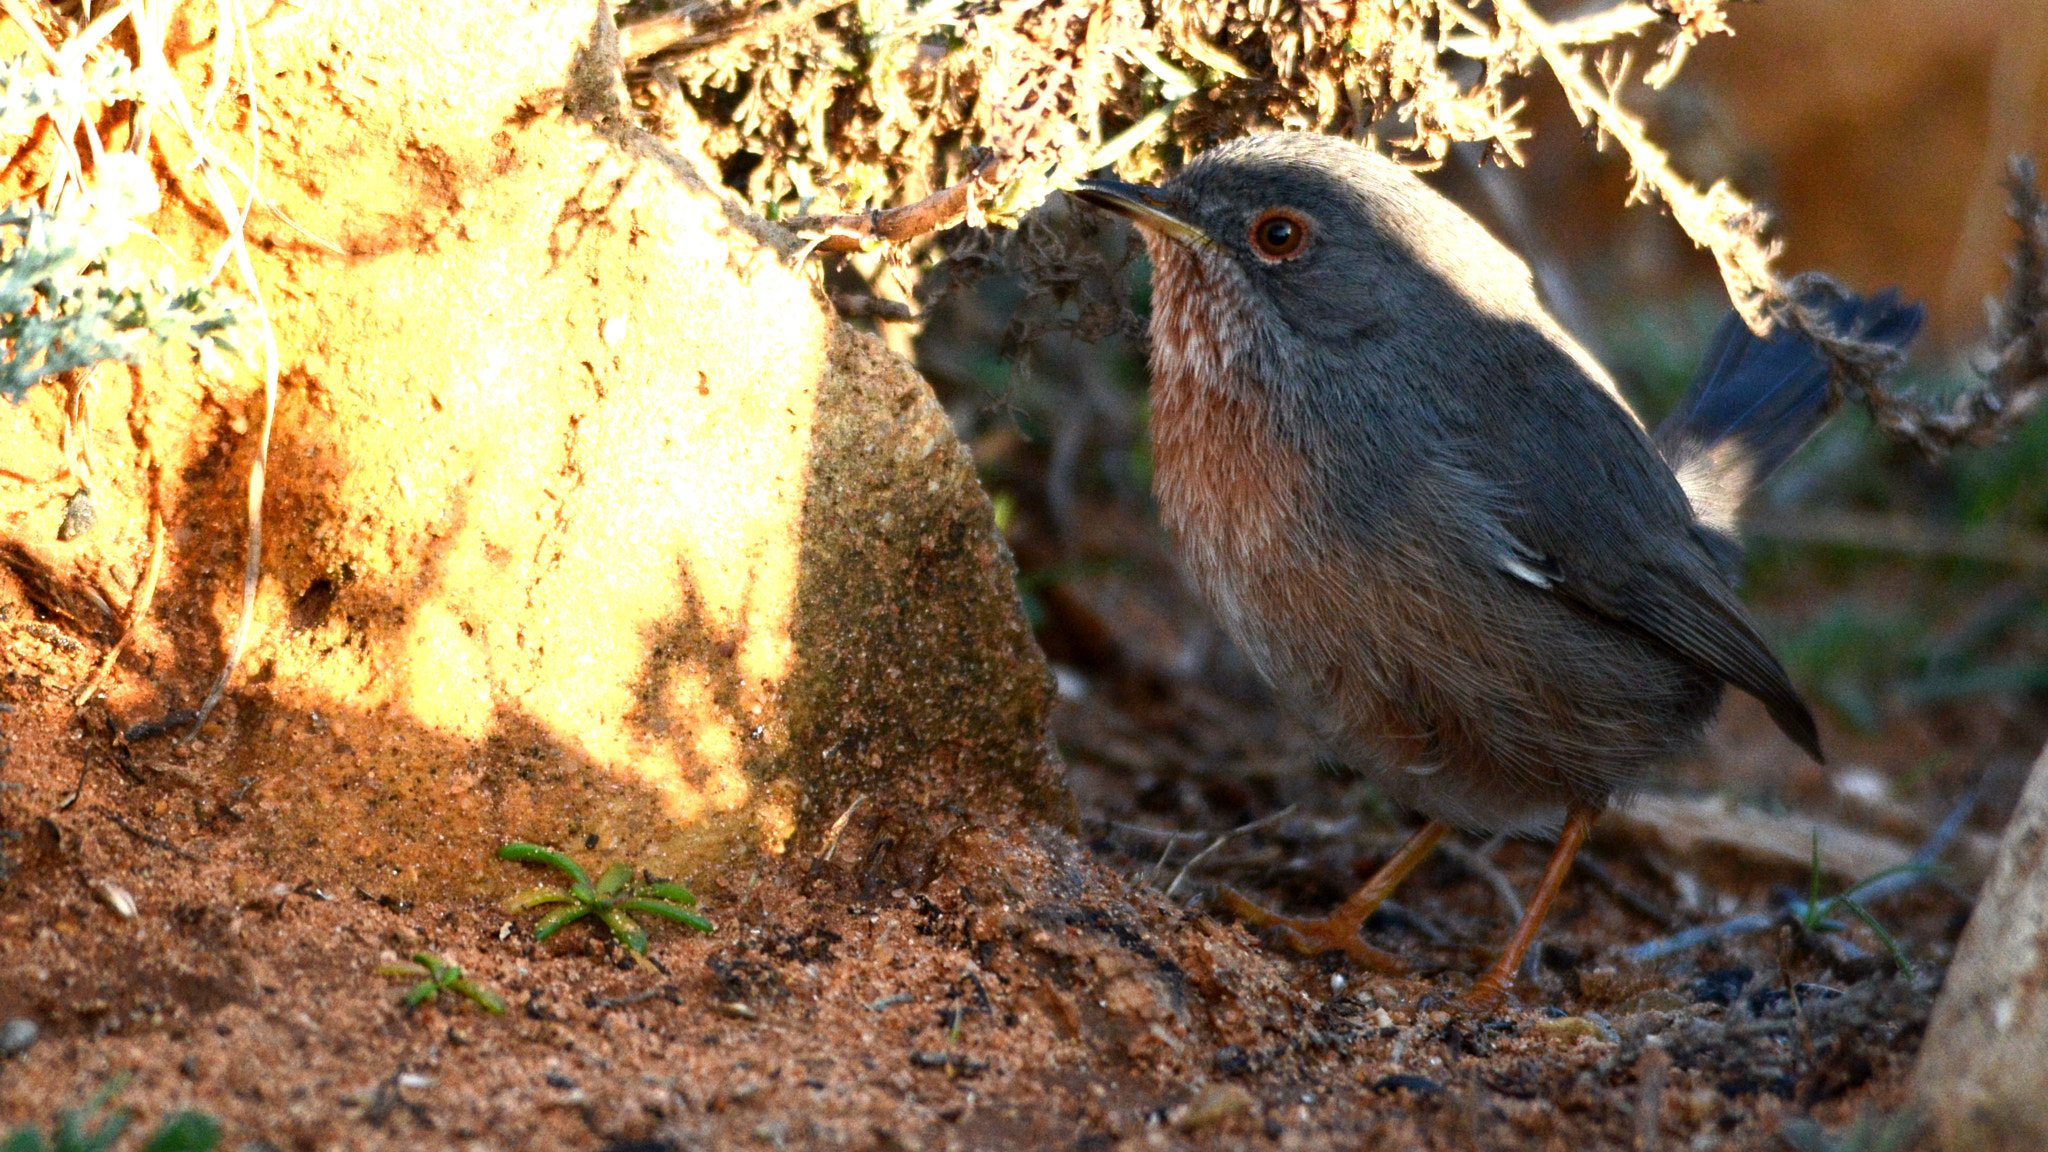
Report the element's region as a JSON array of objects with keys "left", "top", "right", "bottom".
[
  {"left": 1165, "top": 804, "right": 1298, "bottom": 900},
  {"left": 73, "top": 509, "right": 165, "bottom": 704},
  {"left": 107, "top": 812, "right": 207, "bottom": 862},
  {"left": 1440, "top": 836, "right": 1525, "bottom": 923},
  {"left": 1621, "top": 787, "right": 1980, "bottom": 963},
  {"left": 622, "top": 0, "right": 852, "bottom": 65},
  {"left": 783, "top": 153, "right": 1002, "bottom": 254}
]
